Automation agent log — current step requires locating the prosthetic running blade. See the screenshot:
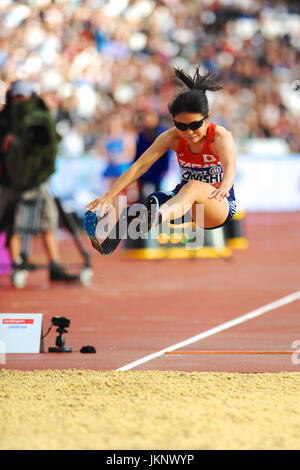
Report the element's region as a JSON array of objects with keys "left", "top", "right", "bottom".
[
  {"left": 83, "top": 199, "right": 160, "bottom": 256},
  {"left": 83, "top": 209, "right": 131, "bottom": 256}
]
